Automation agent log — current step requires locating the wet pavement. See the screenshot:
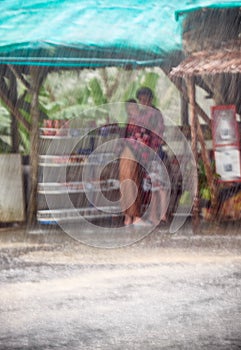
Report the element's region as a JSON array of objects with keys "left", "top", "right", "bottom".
[{"left": 0, "top": 223, "right": 241, "bottom": 349}]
